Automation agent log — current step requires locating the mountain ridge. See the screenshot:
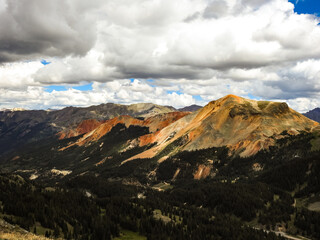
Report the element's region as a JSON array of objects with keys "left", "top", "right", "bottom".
[
  {"left": 0, "top": 102, "right": 176, "bottom": 157},
  {"left": 178, "top": 104, "right": 202, "bottom": 112},
  {"left": 304, "top": 107, "right": 320, "bottom": 123},
  {"left": 59, "top": 111, "right": 190, "bottom": 150}
]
